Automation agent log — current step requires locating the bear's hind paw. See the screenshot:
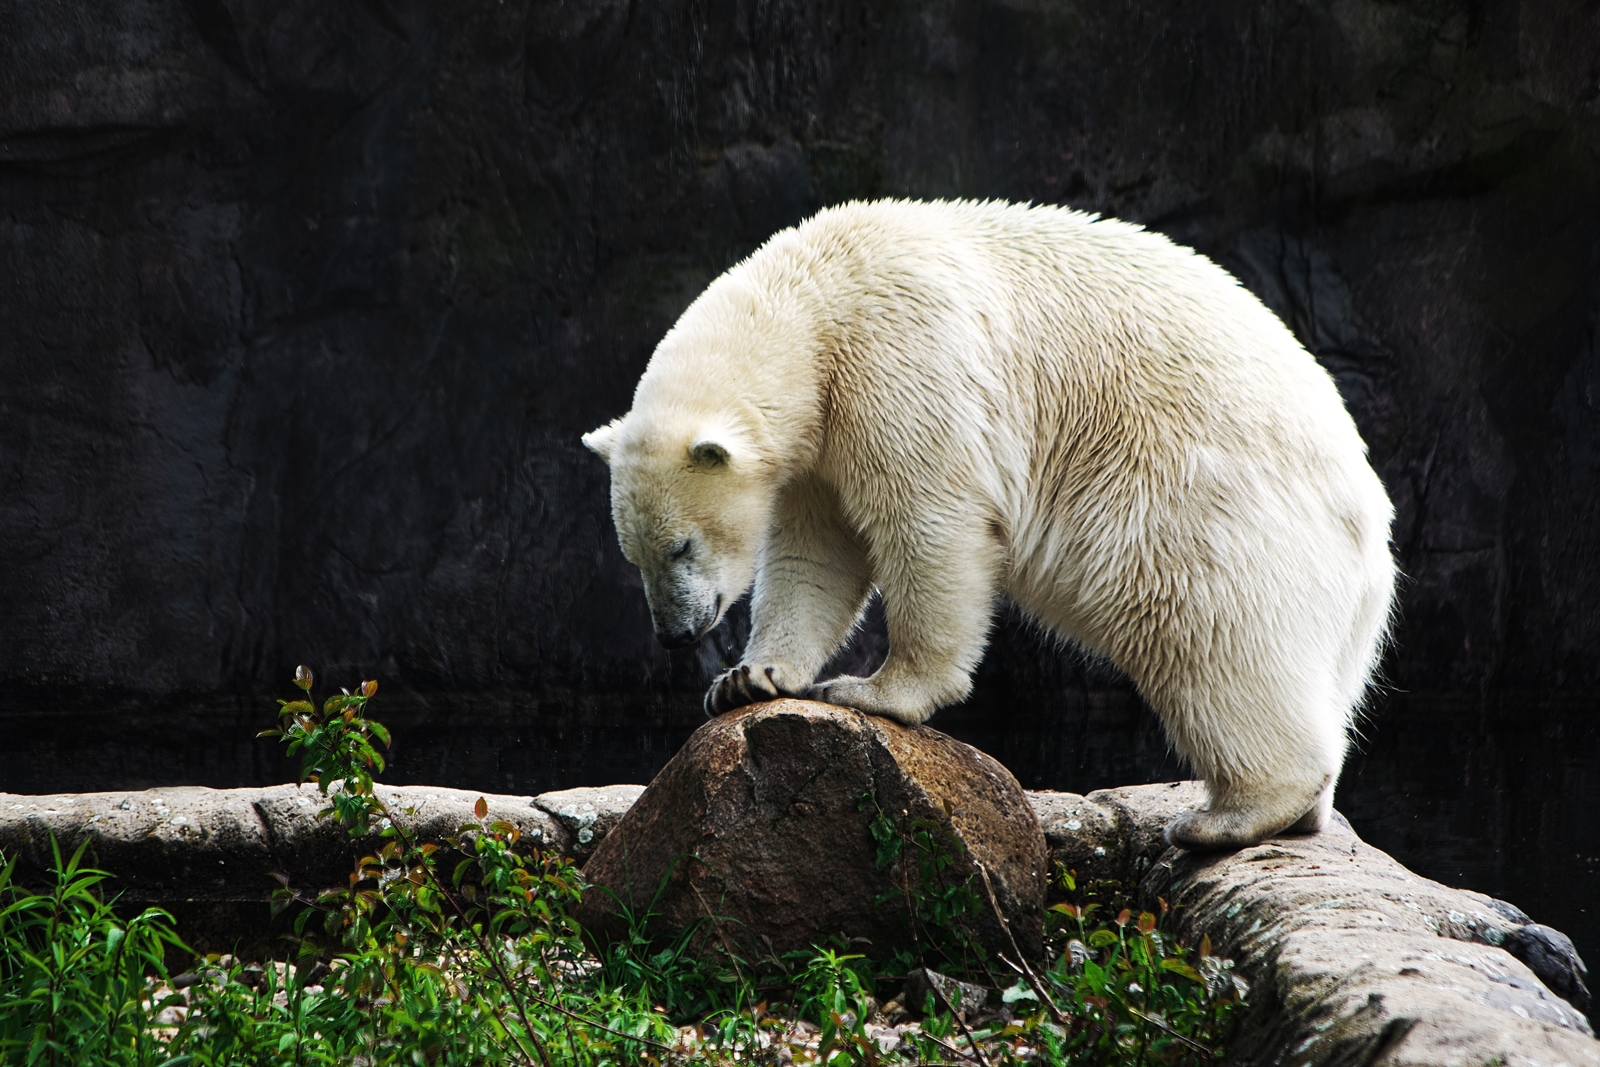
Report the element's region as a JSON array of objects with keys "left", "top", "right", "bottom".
[
  {"left": 805, "top": 677, "right": 935, "bottom": 725},
  {"left": 1164, "top": 799, "right": 1325, "bottom": 851},
  {"left": 1163, "top": 809, "right": 1272, "bottom": 852}
]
